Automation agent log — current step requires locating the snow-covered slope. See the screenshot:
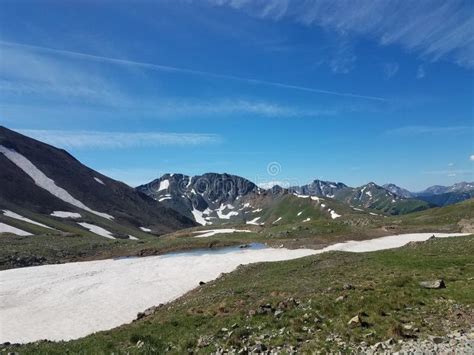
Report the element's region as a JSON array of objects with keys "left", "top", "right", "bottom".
[
  {"left": 137, "top": 173, "right": 265, "bottom": 225},
  {"left": 383, "top": 183, "right": 413, "bottom": 198},
  {"left": 0, "top": 222, "right": 32, "bottom": 236}
]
